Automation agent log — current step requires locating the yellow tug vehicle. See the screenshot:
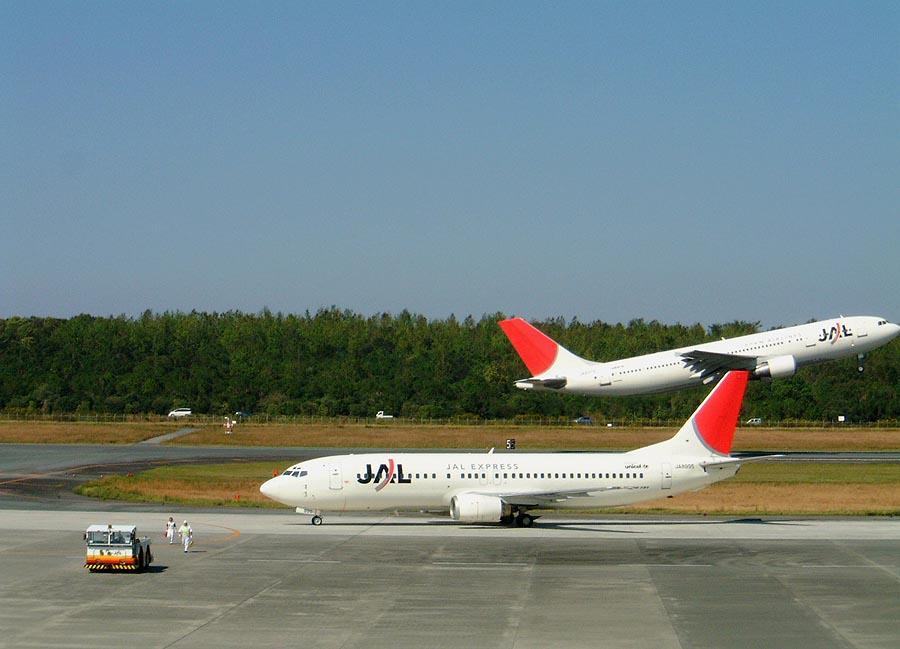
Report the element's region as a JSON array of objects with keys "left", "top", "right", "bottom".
[{"left": 84, "top": 524, "right": 152, "bottom": 571}]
